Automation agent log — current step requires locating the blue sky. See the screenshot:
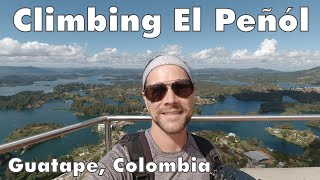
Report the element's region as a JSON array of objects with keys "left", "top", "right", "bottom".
[{"left": 0, "top": 0, "right": 319, "bottom": 71}]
